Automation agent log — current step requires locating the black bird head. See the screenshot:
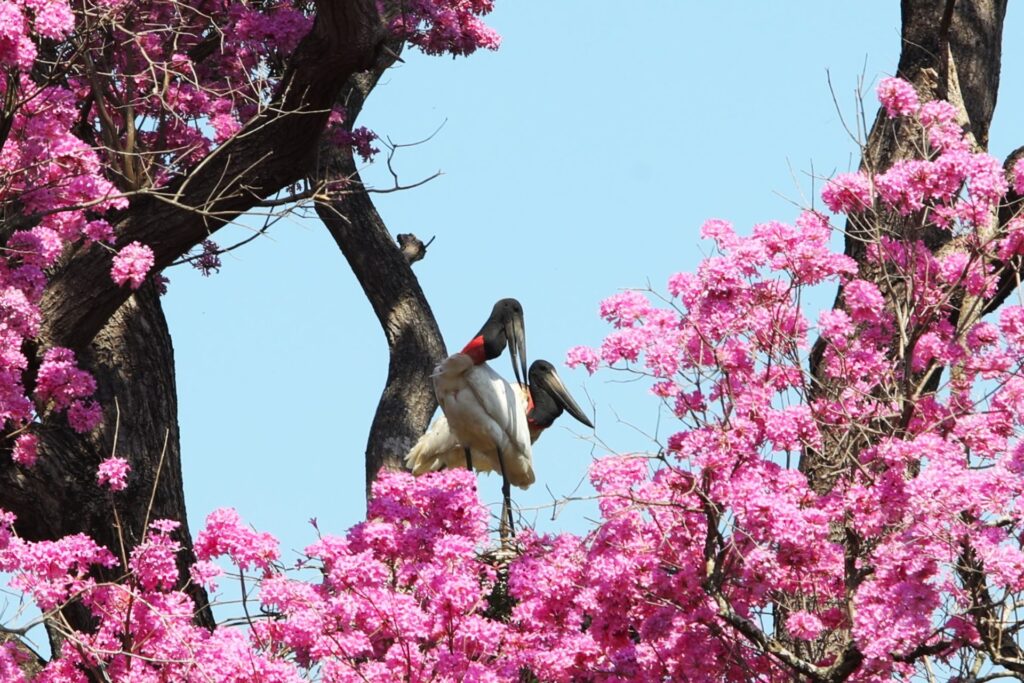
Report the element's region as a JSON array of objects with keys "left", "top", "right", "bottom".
[
  {"left": 461, "top": 298, "right": 529, "bottom": 389},
  {"left": 527, "top": 360, "right": 594, "bottom": 430}
]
